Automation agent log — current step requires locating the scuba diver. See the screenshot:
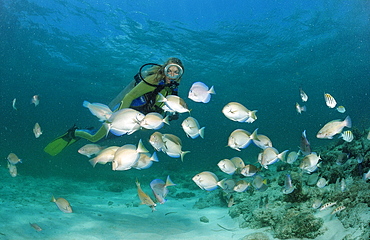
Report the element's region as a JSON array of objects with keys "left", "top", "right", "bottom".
[{"left": 44, "top": 57, "right": 184, "bottom": 156}]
